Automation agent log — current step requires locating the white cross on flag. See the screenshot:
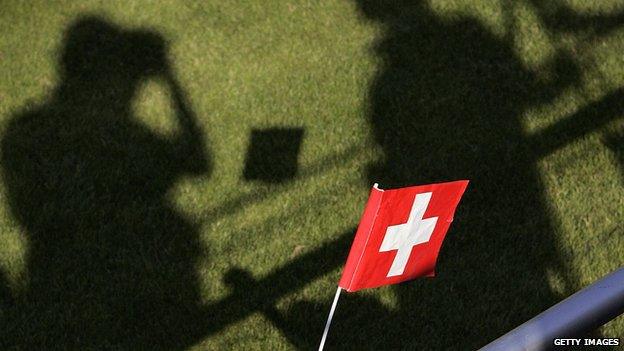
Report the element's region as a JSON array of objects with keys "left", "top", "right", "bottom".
[{"left": 338, "top": 180, "right": 468, "bottom": 292}]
